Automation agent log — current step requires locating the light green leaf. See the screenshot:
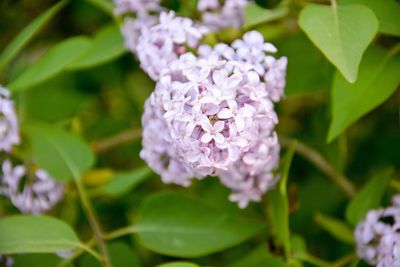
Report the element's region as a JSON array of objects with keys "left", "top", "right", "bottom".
[
  {"left": 25, "top": 123, "right": 95, "bottom": 181},
  {"left": 299, "top": 4, "right": 378, "bottom": 82},
  {"left": 67, "top": 24, "right": 126, "bottom": 70},
  {"left": 267, "top": 141, "right": 297, "bottom": 258},
  {"left": 0, "top": 215, "right": 82, "bottom": 254},
  {"left": 0, "top": 0, "right": 68, "bottom": 75},
  {"left": 158, "top": 263, "right": 199, "bottom": 267},
  {"left": 94, "top": 167, "right": 152, "bottom": 197},
  {"left": 7, "top": 37, "right": 92, "bottom": 92},
  {"left": 244, "top": 3, "right": 289, "bottom": 29},
  {"left": 229, "top": 245, "right": 287, "bottom": 267},
  {"left": 346, "top": 167, "right": 394, "bottom": 225},
  {"left": 341, "top": 0, "right": 400, "bottom": 36},
  {"left": 314, "top": 213, "right": 354, "bottom": 244},
  {"left": 135, "top": 192, "right": 265, "bottom": 258},
  {"left": 328, "top": 45, "right": 400, "bottom": 142},
  {"left": 81, "top": 241, "right": 141, "bottom": 267}
]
